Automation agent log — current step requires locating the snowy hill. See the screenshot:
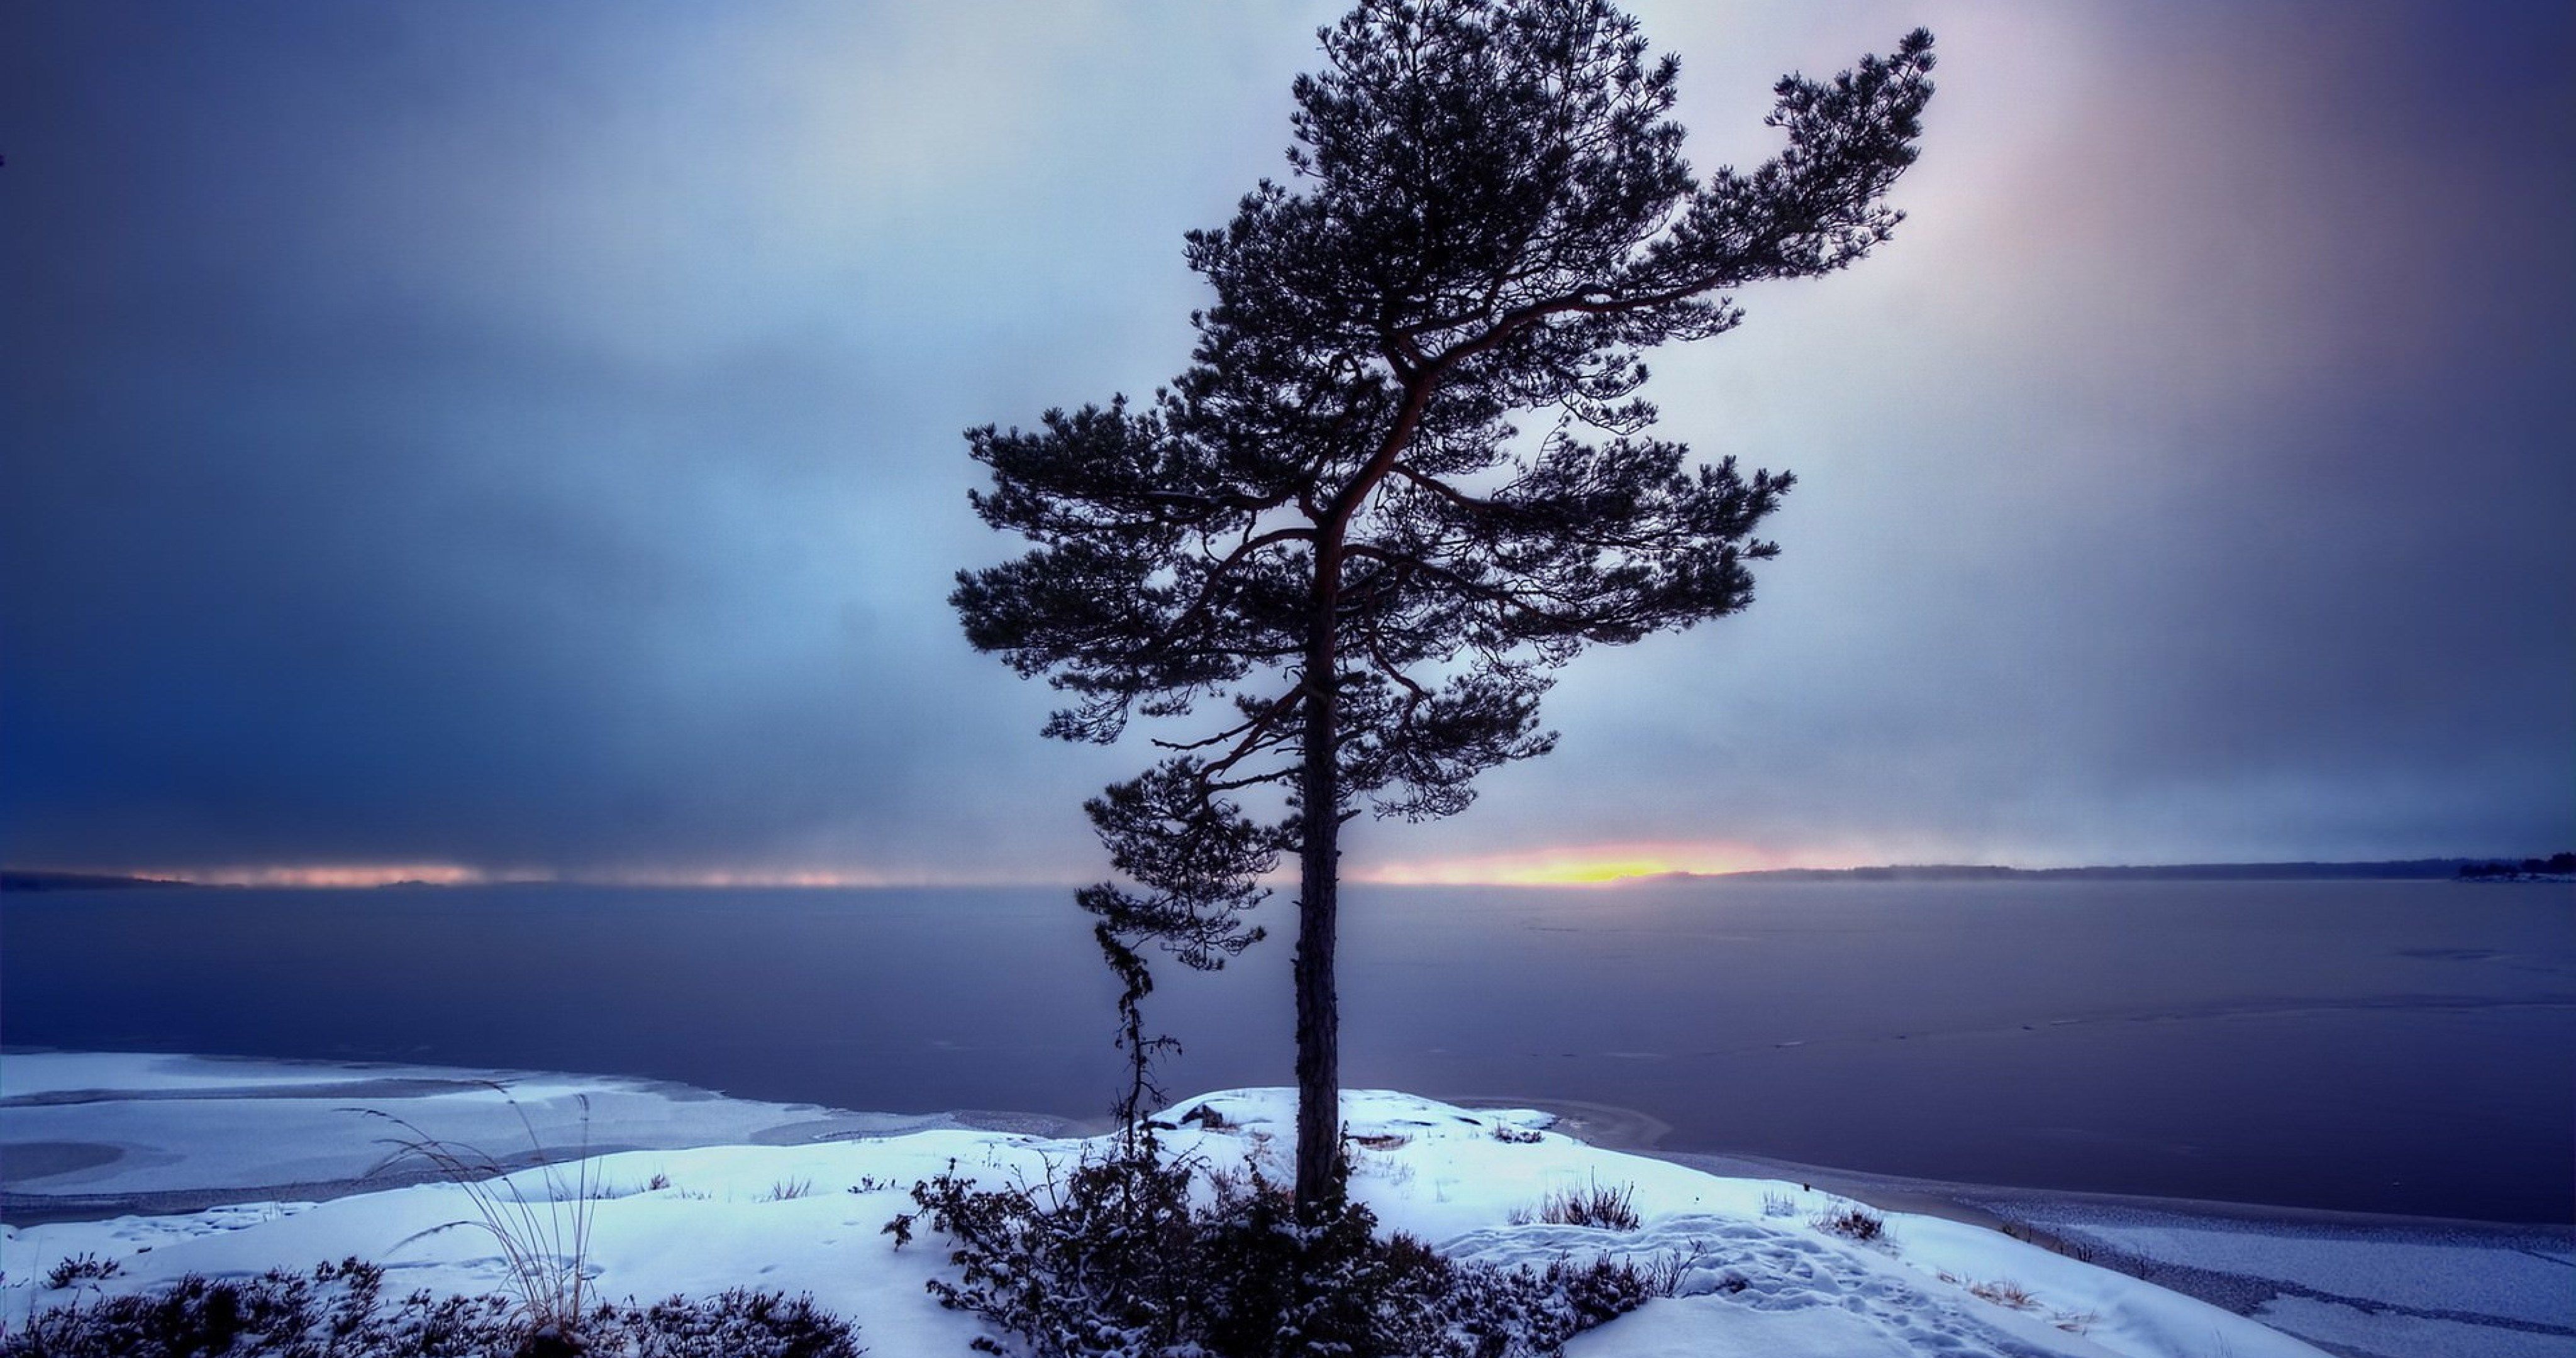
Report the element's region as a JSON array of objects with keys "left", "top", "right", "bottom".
[{"left": 3, "top": 1061, "right": 2326, "bottom": 1357}]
